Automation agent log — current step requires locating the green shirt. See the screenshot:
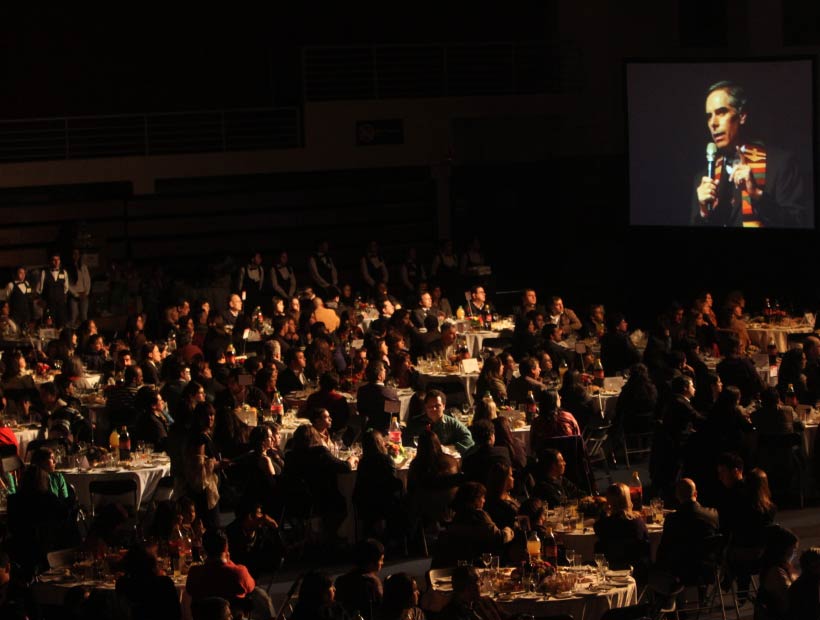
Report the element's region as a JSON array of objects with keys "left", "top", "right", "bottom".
[{"left": 407, "top": 413, "right": 475, "bottom": 455}]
